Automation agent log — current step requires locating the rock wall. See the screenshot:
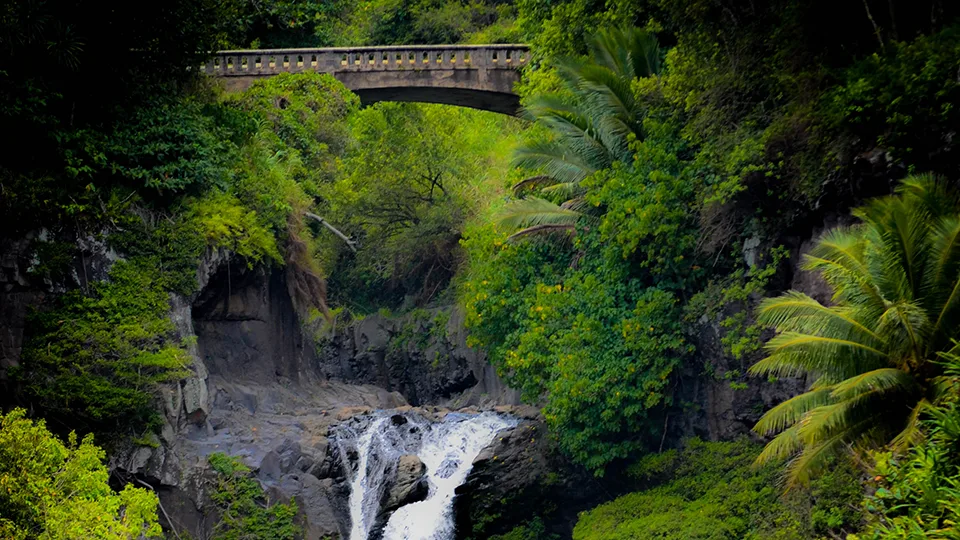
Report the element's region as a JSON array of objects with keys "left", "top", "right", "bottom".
[
  {"left": 316, "top": 309, "right": 519, "bottom": 408},
  {"left": 452, "top": 406, "right": 611, "bottom": 539},
  {"left": 112, "top": 258, "right": 522, "bottom": 539},
  {"left": 0, "top": 218, "right": 845, "bottom": 539}
]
